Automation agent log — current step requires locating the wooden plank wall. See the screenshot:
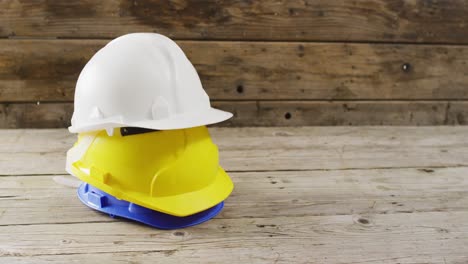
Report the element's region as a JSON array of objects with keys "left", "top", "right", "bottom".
[{"left": 0, "top": 0, "right": 468, "bottom": 127}]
